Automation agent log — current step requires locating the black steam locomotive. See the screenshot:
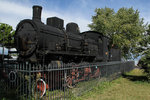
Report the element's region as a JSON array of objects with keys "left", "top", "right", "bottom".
[{"left": 15, "top": 5, "right": 121, "bottom": 63}]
